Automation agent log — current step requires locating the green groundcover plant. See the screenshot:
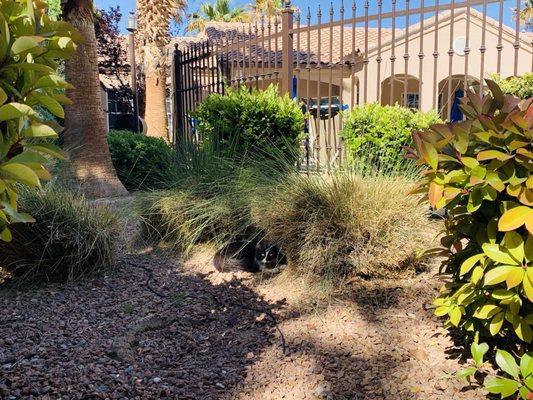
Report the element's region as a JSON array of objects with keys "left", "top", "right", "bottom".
[
  {"left": 0, "top": 0, "right": 80, "bottom": 241},
  {"left": 342, "top": 103, "right": 441, "bottom": 167},
  {"left": 193, "top": 84, "right": 305, "bottom": 161},
  {"left": 107, "top": 130, "right": 178, "bottom": 191},
  {"left": 408, "top": 79, "right": 532, "bottom": 399}
]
